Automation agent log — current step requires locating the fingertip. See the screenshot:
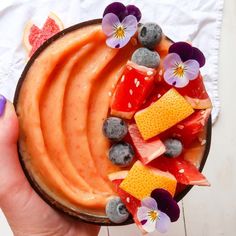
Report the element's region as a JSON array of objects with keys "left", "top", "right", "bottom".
[
  {"left": 0, "top": 100, "right": 19, "bottom": 145},
  {"left": 0, "top": 95, "right": 7, "bottom": 116}
]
